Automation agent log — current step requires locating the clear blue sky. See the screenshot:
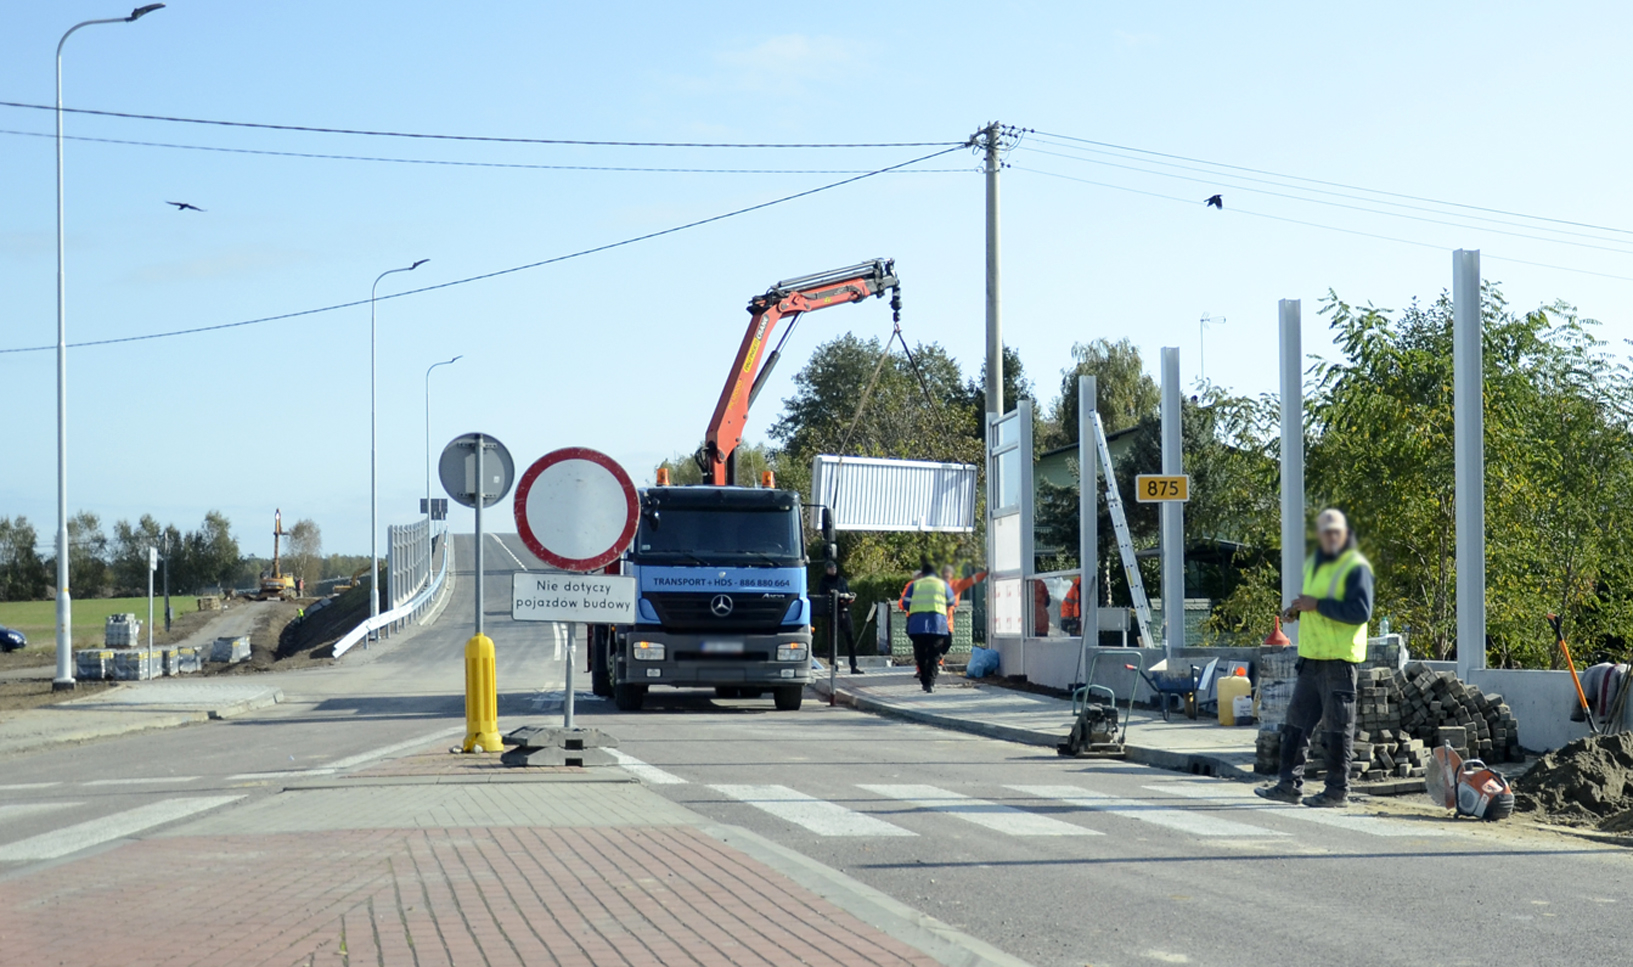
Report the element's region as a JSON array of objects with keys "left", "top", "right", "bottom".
[{"left": 4, "top": 2, "right": 1631, "bottom": 558}]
